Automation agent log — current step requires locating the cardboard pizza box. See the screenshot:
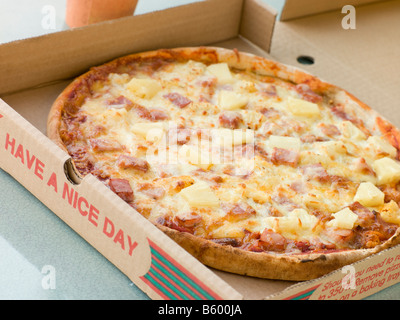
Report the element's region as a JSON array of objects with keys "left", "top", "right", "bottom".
[{"left": 0, "top": 0, "right": 399, "bottom": 300}]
